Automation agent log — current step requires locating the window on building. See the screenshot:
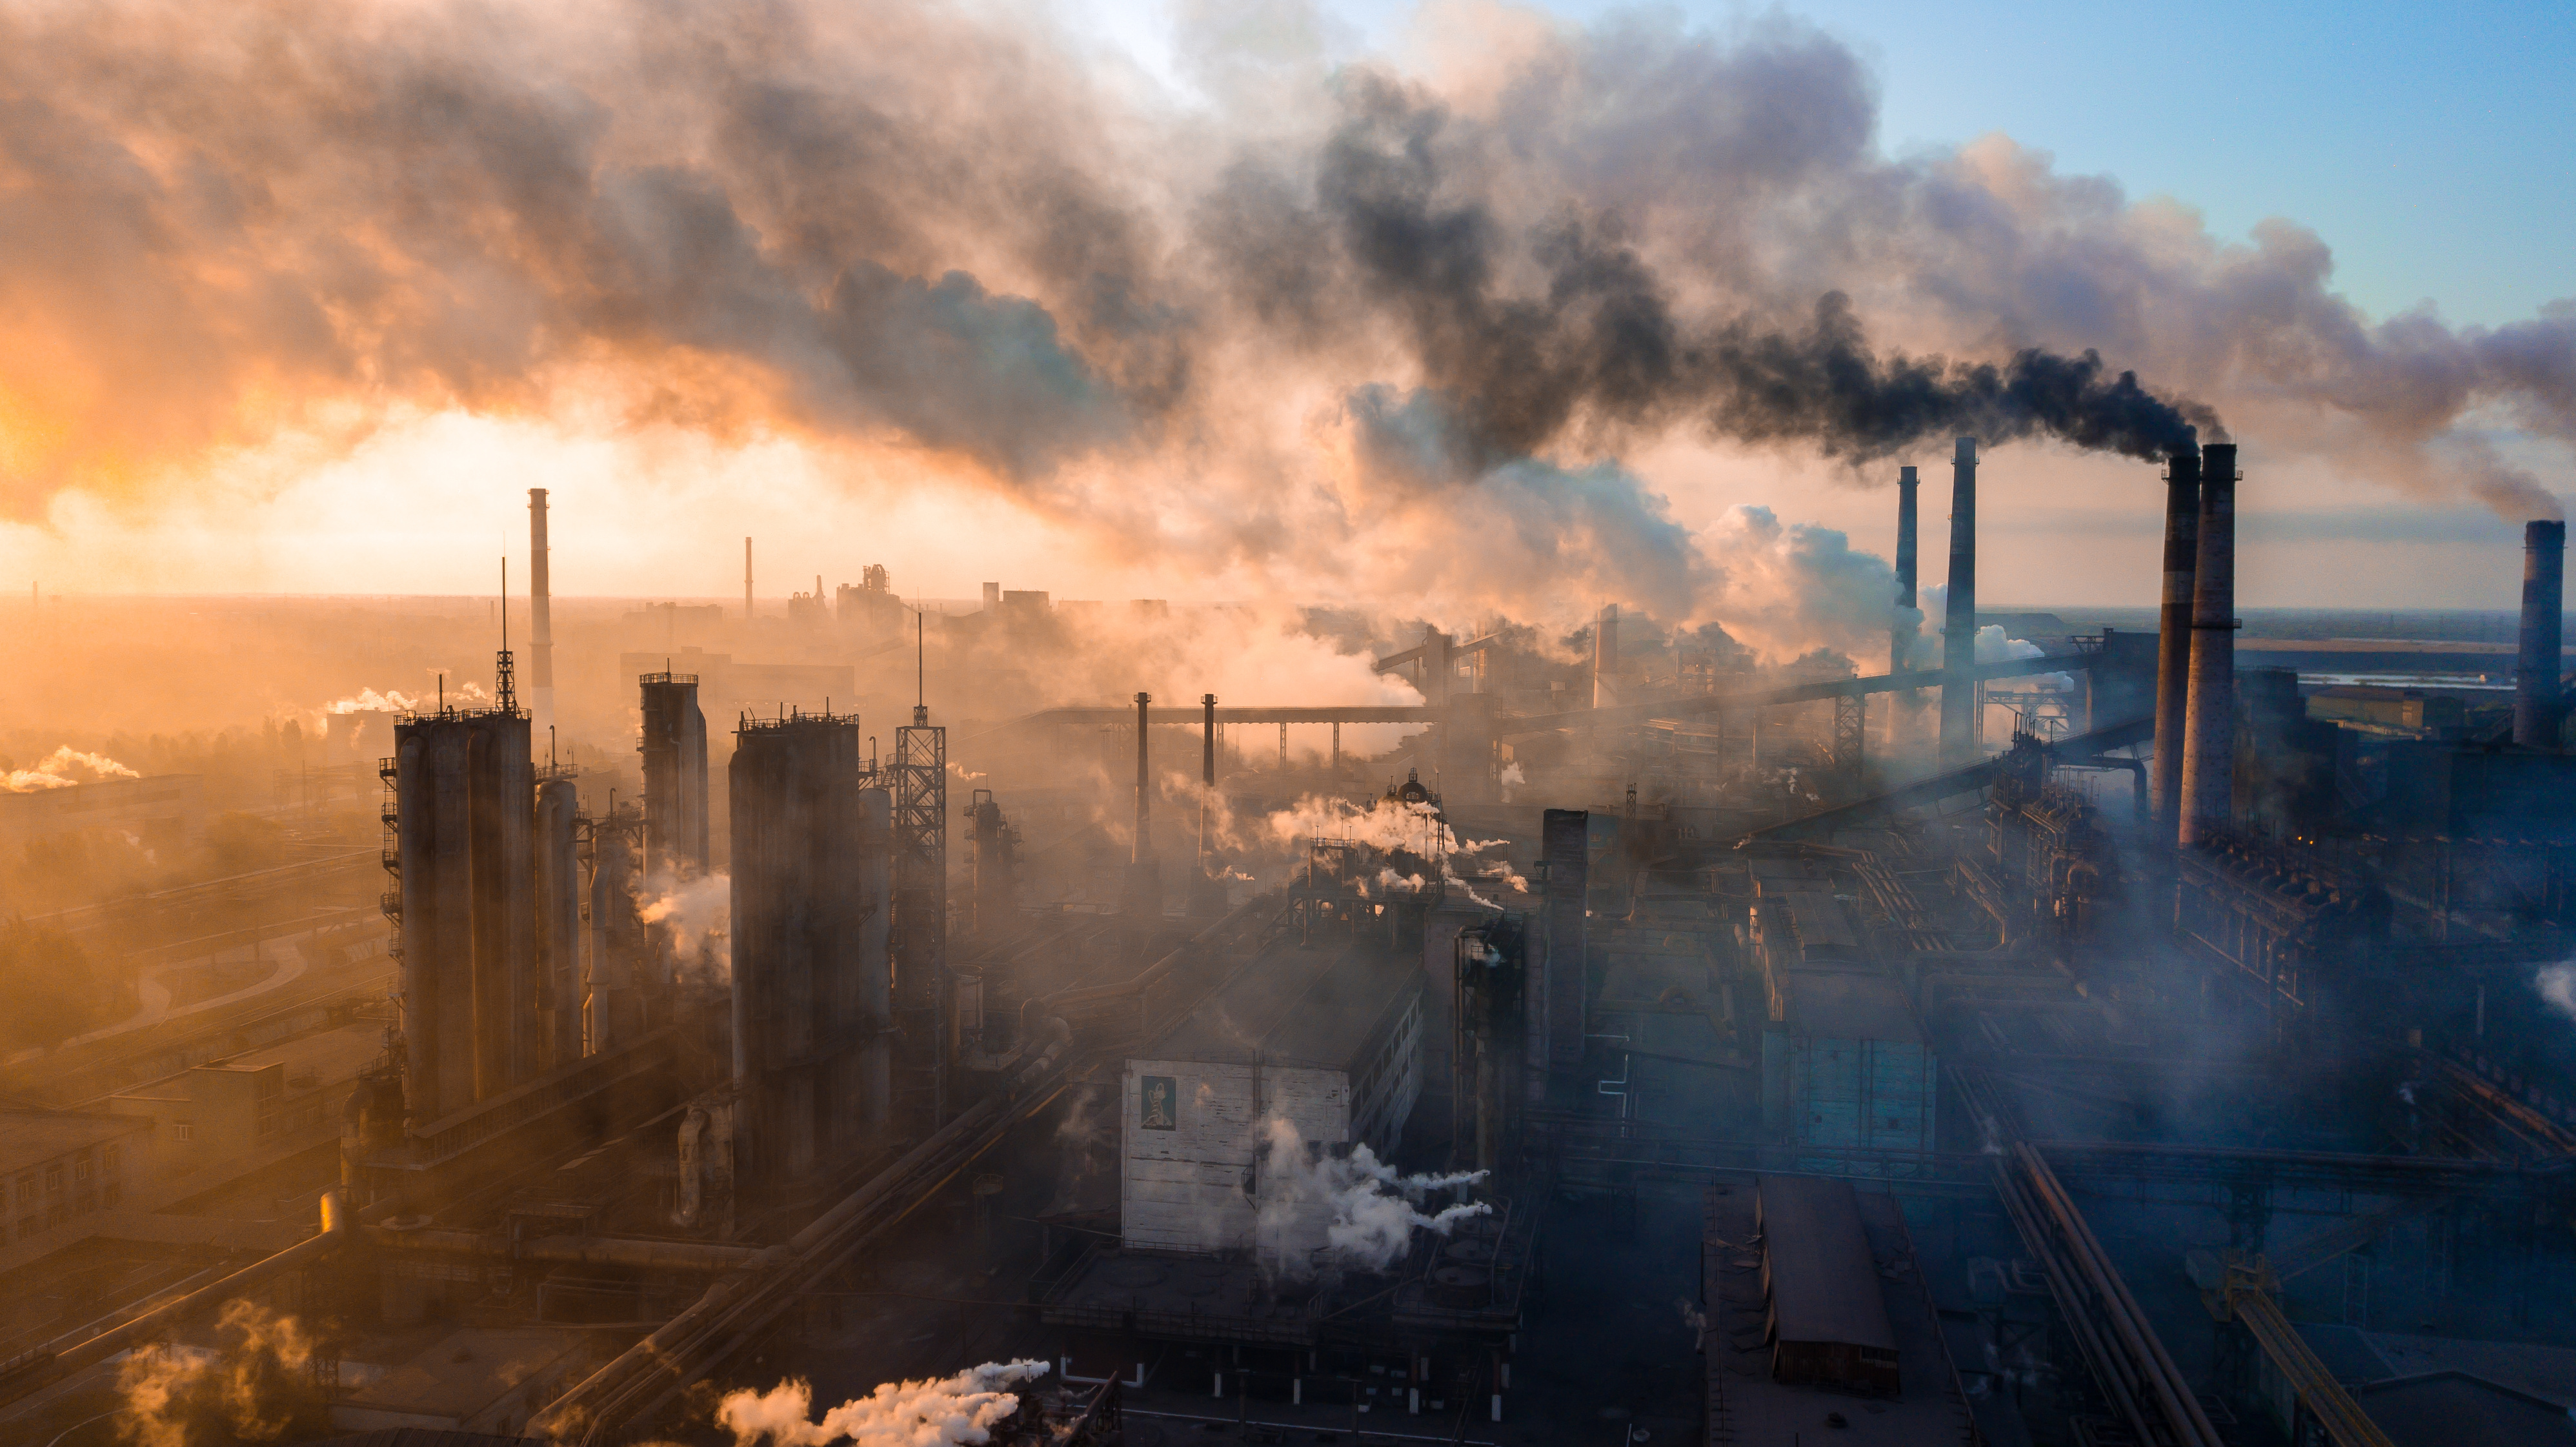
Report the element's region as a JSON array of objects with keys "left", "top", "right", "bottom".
[
  {"left": 43, "top": 1164, "right": 63, "bottom": 1195},
  {"left": 255, "top": 1074, "right": 283, "bottom": 1139},
  {"left": 74, "top": 1154, "right": 92, "bottom": 1183},
  {"left": 76, "top": 1190, "right": 96, "bottom": 1216},
  {"left": 45, "top": 1204, "right": 67, "bottom": 1230},
  {"left": 12, "top": 1174, "right": 30, "bottom": 1206},
  {"left": 174, "top": 1122, "right": 194, "bottom": 1144},
  {"left": 14, "top": 1216, "right": 35, "bottom": 1242},
  {"left": 103, "top": 1181, "right": 121, "bottom": 1209},
  {"left": 102, "top": 1145, "right": 119, "bottom": 1176}
]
